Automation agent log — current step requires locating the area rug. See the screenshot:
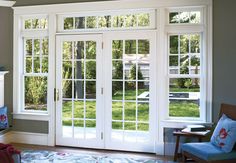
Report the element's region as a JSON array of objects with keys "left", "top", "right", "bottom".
[{"left": 21, "top": 150, "right": 174, "bottom": 163}]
